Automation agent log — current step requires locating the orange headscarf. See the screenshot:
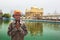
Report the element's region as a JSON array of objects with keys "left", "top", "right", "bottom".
[{"left": 14, "top": 10, "right": 21, "bottom": 16}]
